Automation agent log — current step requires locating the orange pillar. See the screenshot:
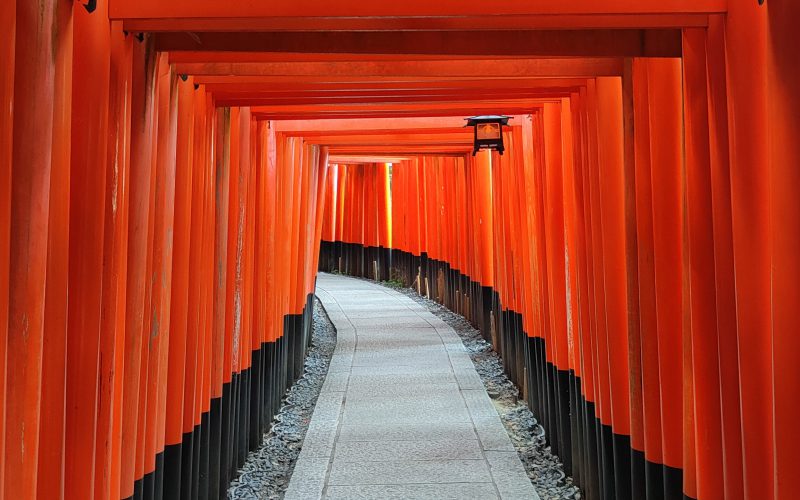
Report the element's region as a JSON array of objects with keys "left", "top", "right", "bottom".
[
  {"left": 475, "top": 152, "right": 494, "bottom": 289},
  {"left": 377, "top": 163, "right": 391, "bottom": 250},
  {"left": 647, "top": 59, "right": 686, "bottom": 497},
  {"left": 725, "top": 3, "right": 773, "bottom": 499},
  {"left": 98, "top": 22, "right": 133, "bottom": 500},
  {"left": 542, "top": 102, "right": 569, "bottom": 377},
  {"left": 163, "top": 75, "right": 196, "bottom": 498},
  {"left": 141, "top": 56, "right": 177, "bottom": 496},
  {"left": 595, "top": 76, "right": 631, "bottom": 498},
  {"left": 4, "top": 1, "right": 56, "bottom": 498},
  {"left": 702, "top": 15, "right": 744, "bottom": 500},
  {"left": 310, "top": 147, "right": 330, "bottom": 284},
  {"left": 121, "top": 36, "right": 158, "bottom": 499},
  {"left": 683, "top": 28, "right": 725, "bottom": 500},
  {"left": 67, "top": 1, "right": 114, "bottom": 498},
  {"left": 222, "top": 106, "right": 242, "bottom": 485},
  {"left": 37, "top": 1, "right": 72, "bottom": 498},
  {"left": 0, "top": 0, "right": 14, "bottom": 494},
  {"left": 767, "top": 1, "right": 800, "bottom": 497},
  {"left": 632, "top": 60, "right": 664, "bottom": 497},
  {"left": 211, "top": 107, "right": 232, "bottom": 497}
]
